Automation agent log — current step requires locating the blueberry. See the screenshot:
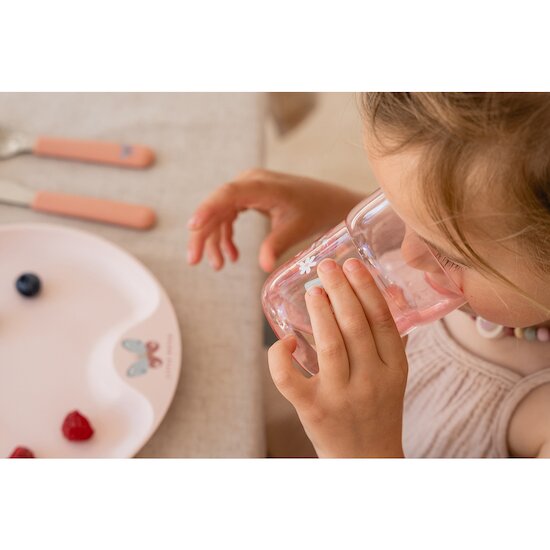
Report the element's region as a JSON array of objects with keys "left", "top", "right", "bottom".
[{"left": 16, "top": 273, "right": 41, "bottom": 298}]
